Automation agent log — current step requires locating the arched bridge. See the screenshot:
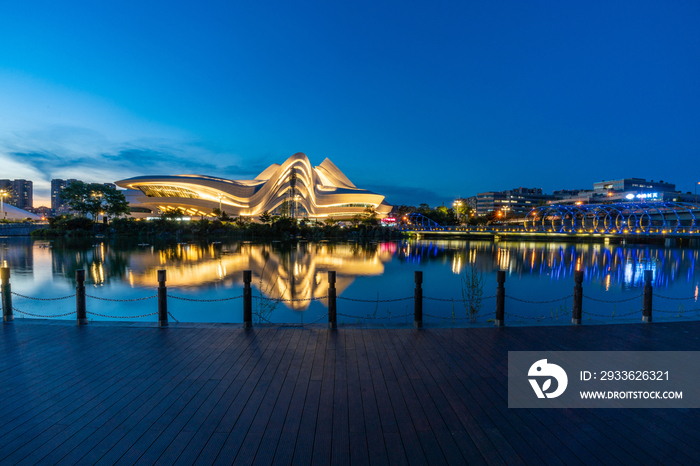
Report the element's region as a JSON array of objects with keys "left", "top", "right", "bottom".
[
  {"left": 525, "top": 202, "right": 698, "bottom": 234},
  {"left": 397, "top": 202, "right": 700, "bottom": 239}
]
